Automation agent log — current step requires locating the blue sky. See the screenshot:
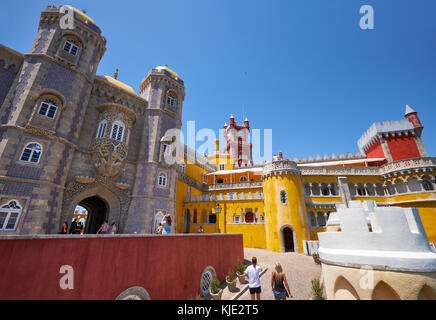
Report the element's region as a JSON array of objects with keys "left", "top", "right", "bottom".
[{"left": 1, "top": 0, "right": 435, "bottom": 162}]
